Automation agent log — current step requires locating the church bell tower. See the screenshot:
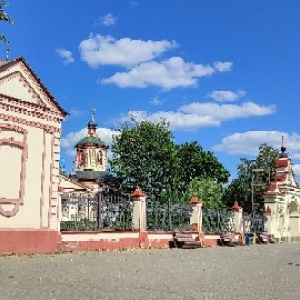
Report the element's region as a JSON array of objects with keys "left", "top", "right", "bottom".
[{"left": 75, "top": 109, "right": 108, "bottom": 174}]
